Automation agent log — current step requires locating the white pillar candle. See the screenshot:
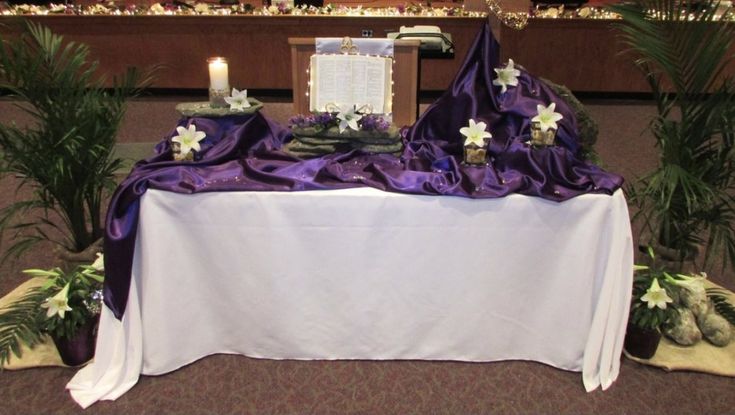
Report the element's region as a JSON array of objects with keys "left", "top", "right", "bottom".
[{"left": 208, "top": 57, "right": 229, "bottom": 90}]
